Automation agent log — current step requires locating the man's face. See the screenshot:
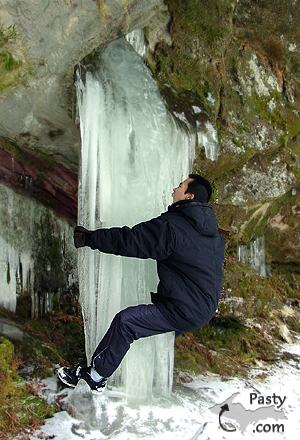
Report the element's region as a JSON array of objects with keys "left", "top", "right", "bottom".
[{"left": 172, "top": 178, "right": 194, "bottom": 203}]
